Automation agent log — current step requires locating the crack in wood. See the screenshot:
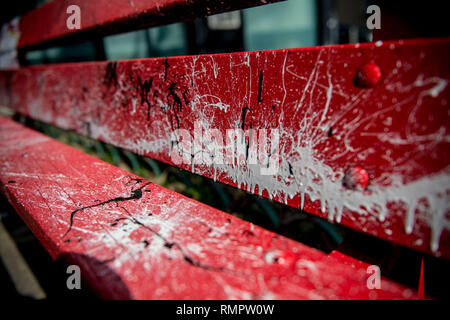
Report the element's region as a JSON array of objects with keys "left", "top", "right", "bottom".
[{"left": 64, "top": 181, "right": 152, "bottom": 237}]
